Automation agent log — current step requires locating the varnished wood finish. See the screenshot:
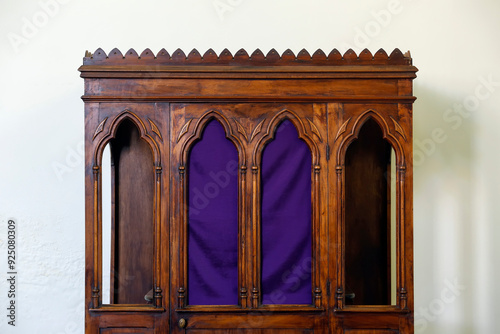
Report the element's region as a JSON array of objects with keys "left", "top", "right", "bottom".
[
  {"left": 344, "top": 119, "right": 392, "bottom": 305},
  {"left": 80, "top": 48, "right": 417, "bottom": 334},
  {"left": 109, "top": 119, "right": 154, "bottom": 304}
]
